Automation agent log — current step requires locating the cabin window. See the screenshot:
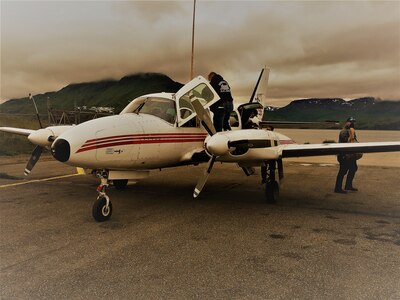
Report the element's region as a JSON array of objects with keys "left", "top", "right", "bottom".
[{"left": 135, "top": 97, "right": 176, "bottom": 124}]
